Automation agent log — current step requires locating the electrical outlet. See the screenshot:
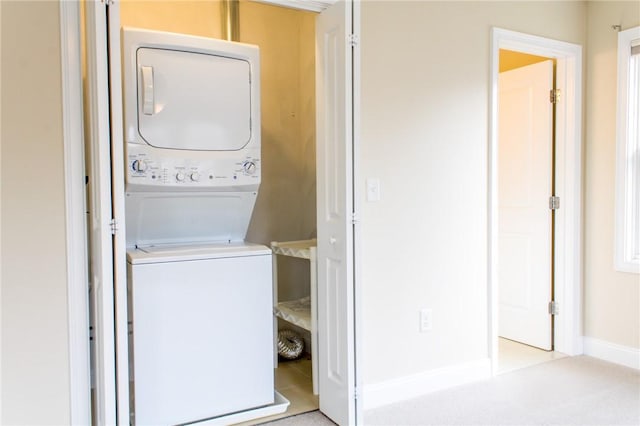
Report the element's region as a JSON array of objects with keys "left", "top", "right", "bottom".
[{"left": 420, "top": 308, "right": 432, "bottom": 332}]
